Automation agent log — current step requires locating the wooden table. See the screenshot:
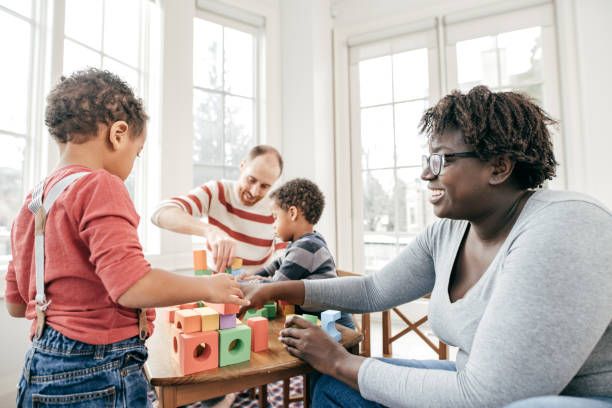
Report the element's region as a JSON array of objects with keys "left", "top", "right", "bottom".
[{"left": 145, "top": 314, "right": 363, "bottom": 408}]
